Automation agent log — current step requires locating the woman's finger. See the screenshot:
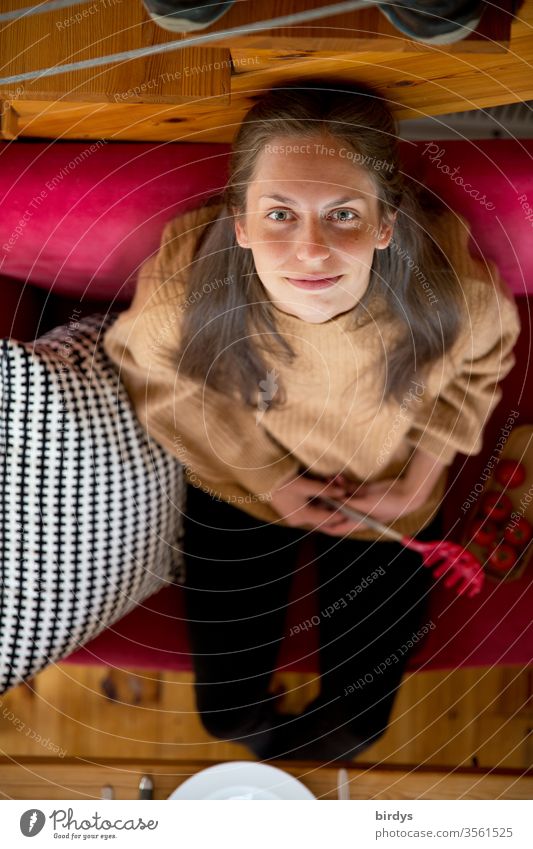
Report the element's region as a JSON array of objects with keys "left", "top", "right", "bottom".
[{"left": 295, "top": 476, "right": 345, "bottom": 497}]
